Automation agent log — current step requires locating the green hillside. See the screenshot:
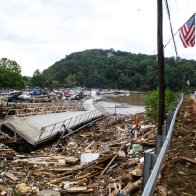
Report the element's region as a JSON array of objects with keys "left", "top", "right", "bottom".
[{"left": 41, "top": 49, "right": 196, "bottom": 91}]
